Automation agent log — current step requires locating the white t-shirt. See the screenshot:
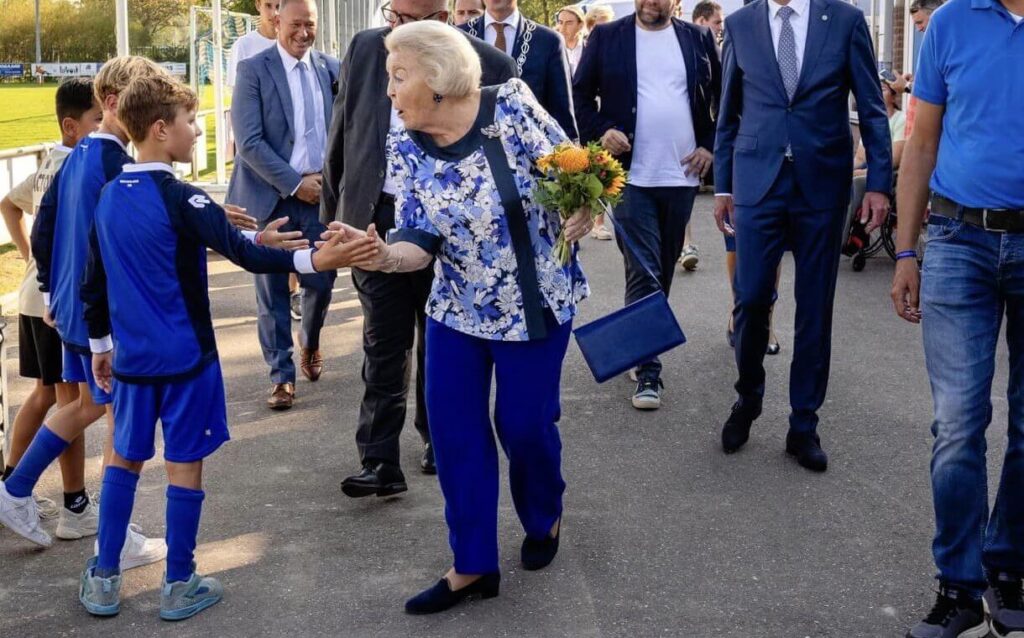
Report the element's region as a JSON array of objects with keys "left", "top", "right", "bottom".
[
  {"left": 227, "top": 30, "right": 276, "bottom": 87},
  {"left": 566, "top": 42, "right": 584, "bottom": 74},
  {"left": 7, "top": 144, "right": 73, "bottom": 318},
  {"left": 629, "top": 25, "right": 699, "bottom": 188}
]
